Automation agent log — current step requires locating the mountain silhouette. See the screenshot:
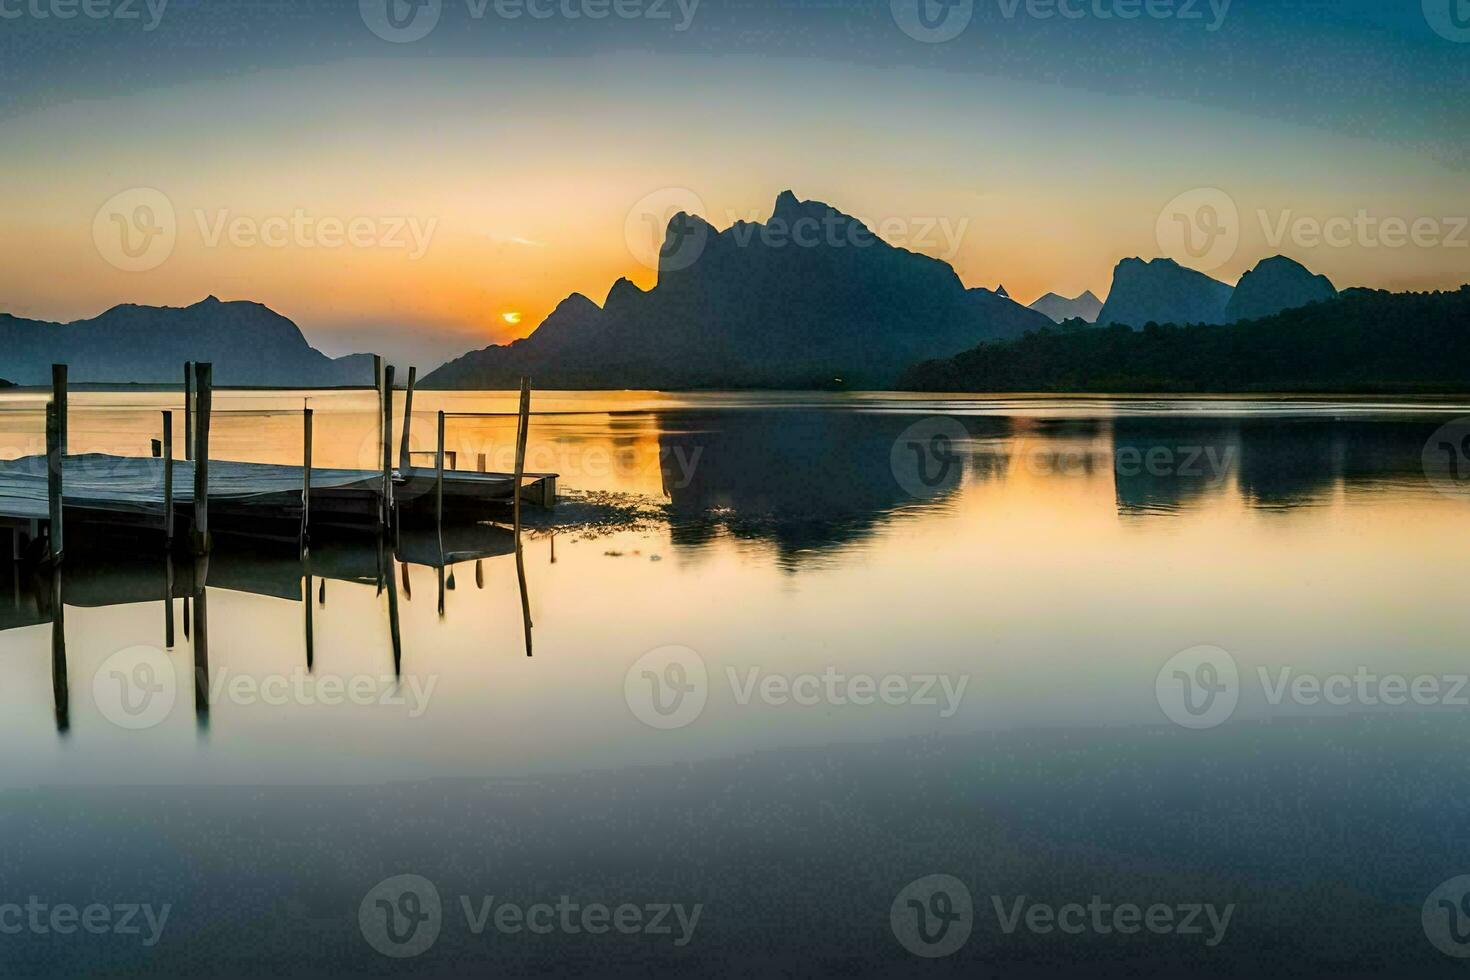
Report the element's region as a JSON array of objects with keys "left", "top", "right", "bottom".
[
  {"left": 0, "top": 297, "right": 372, "bottom": 386},
  {"left": 1225, "top": 255, "right": 1337, "bottom": 322},
  {"left": 423, "top": 191, "right": 1052, "bottom": 389},
  {"left": 1095, "top": 257, "right": 1234, "bottom": 327},
  {"left": 1029, "top": 290, "right": 1102, "bottom": 324}
]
